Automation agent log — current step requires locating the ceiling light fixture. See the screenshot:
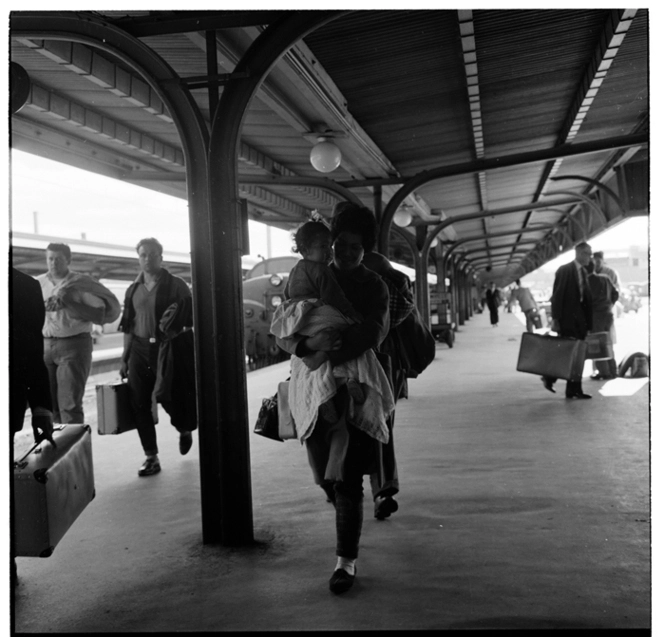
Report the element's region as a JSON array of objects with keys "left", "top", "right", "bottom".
[
  {"left": 393, "top": 209, "right": 413, "bottom": 227},
  {"left": 310, "top": 136, "right": 342, "bottom": 173}
]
